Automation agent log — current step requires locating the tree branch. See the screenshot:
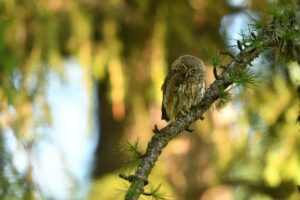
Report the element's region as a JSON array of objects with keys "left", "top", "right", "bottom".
[{"left": 121, "top": 4, "right": 299, "bottom": 199}]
